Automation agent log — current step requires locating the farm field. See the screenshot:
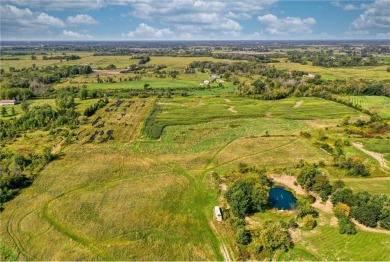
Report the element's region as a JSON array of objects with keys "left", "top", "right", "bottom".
[
  {"left": 2, "top": 94, "right": 389, "bottom": 260},
  {"left": 270, "top": 58, "right": 390, "bottom": 80},
  {"left": 348, "top": 96, "right": 390, "bottom": 119},
  {"left": 1, "top": 40, "right": 390, "bottom": 261}
]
